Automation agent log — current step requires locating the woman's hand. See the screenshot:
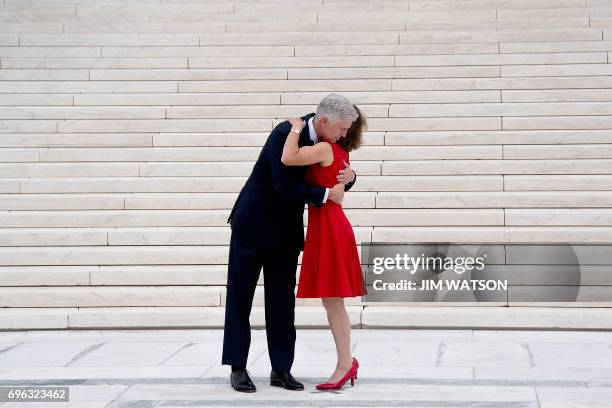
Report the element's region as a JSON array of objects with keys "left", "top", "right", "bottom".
[
  {"left": 281, "top": 116, "right": 332, "bottom": 166},
  {"left": 288, "top": 117, "right": 306, "bottom": 132}
]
